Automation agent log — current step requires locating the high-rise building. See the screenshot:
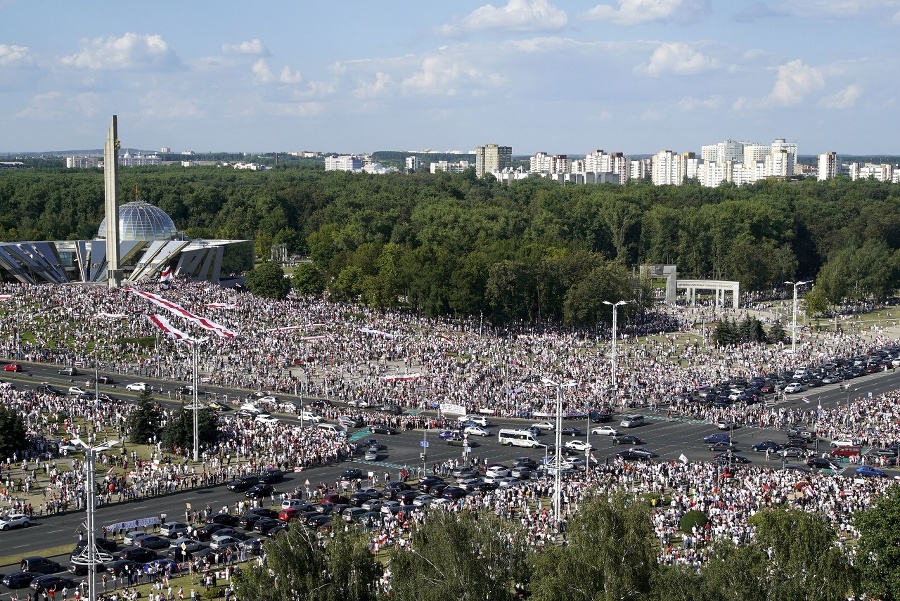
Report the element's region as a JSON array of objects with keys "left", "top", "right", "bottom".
[
  {"left": 818, "top": 152, "right": 839, "bottom": 181},
  {"left": 475, "top": 144, "right": 512, "bottom": 177},
  {"left": 651, "top": 150, "right": 682, "bottom": 186},
  {"left": 405, "top": 156, "right": 421, "bottom": 172}
]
